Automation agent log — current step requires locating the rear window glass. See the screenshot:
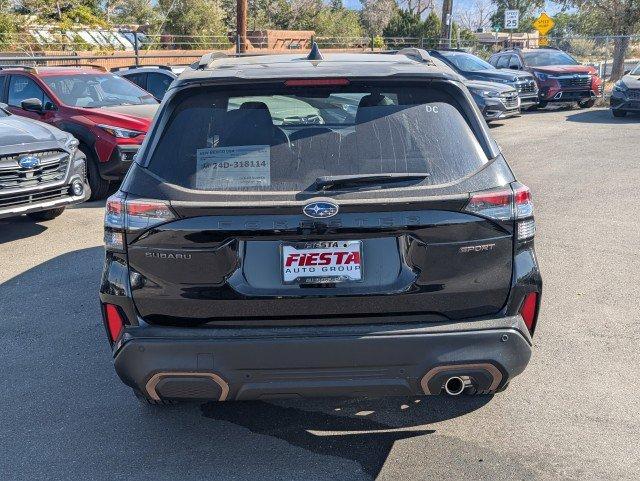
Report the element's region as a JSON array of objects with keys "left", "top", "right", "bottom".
[
  {"left": 147, "top": 83, "right": 489, "bottom": 193},
  {"left": 523, "top": 50, "right": 578, "bottom": 67}
]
